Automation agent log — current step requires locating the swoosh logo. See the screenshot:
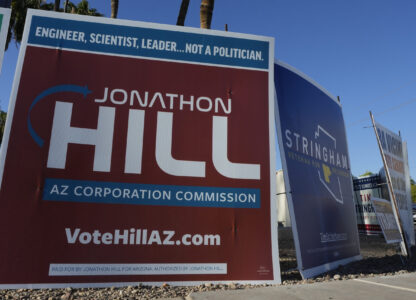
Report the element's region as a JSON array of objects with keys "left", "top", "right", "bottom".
[{"left": 27, "top": 84, "right": 91, "bottom": 147}]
